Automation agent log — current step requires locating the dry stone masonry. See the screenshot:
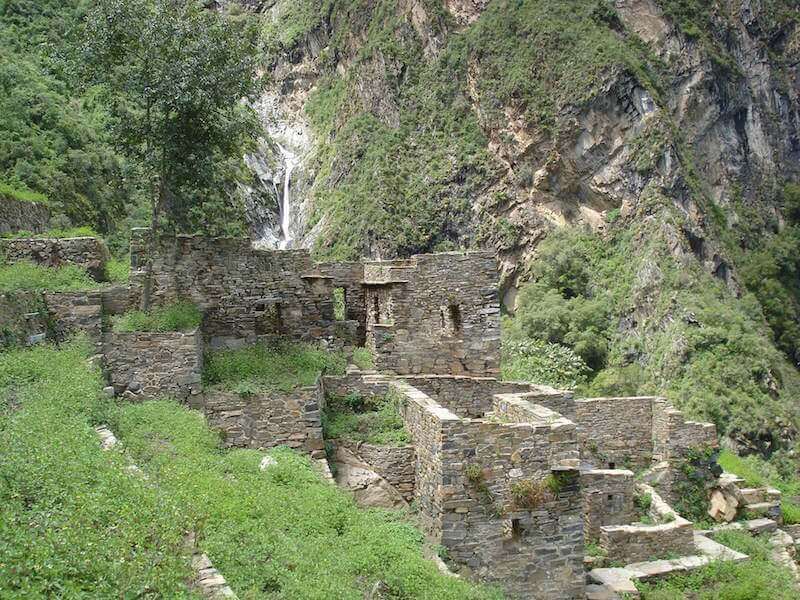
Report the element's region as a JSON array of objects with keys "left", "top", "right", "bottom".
[
  {"left": 0, "top": 197, "right": 49, "bottom": 235},
  {"left": 0, "top": 229, "right": 742, "bottom": 599},
  {"left": 0, "top": 236, "right": 111, "bottom": 281}
]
